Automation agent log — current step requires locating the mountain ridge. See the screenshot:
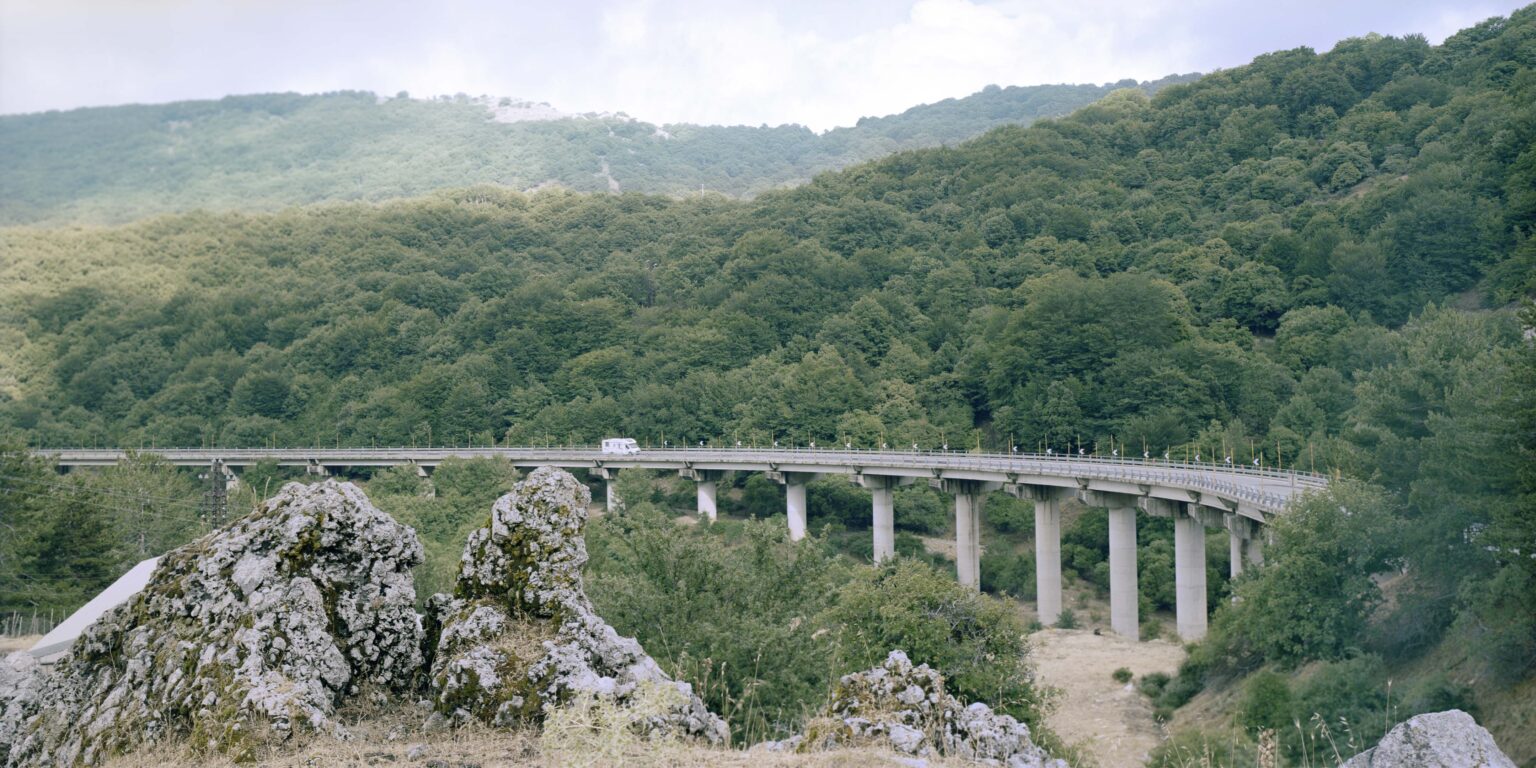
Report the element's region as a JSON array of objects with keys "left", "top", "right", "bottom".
[{"left": 0, "top": 75, "right": 1196, "bottom": 226}]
